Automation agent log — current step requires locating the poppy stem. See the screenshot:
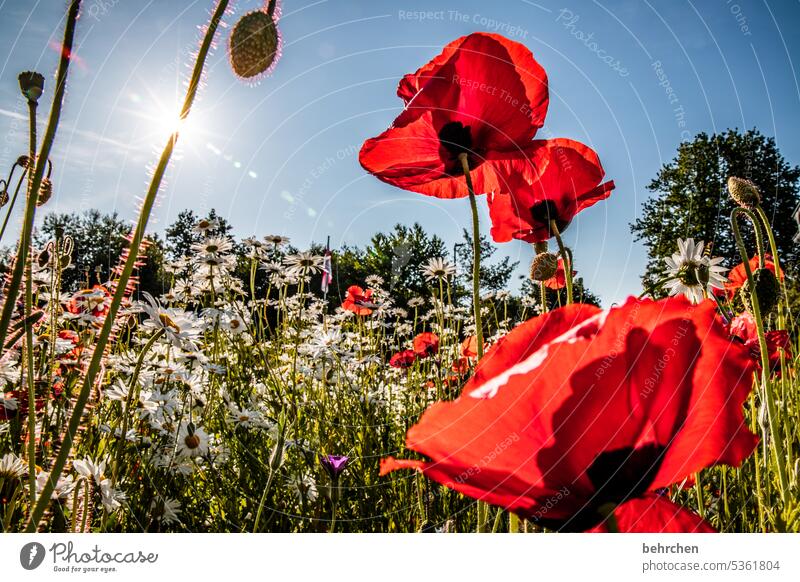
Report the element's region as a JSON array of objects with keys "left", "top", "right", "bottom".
[
  {"left": 24, "top": 96, "right": 38, "bottom": 510},
  {"left": 731, "top": 208, "right": 789, "bottom": 506},
  {"left": 549, "top": 220, "right": 573, "bottom": 305},
  {"left": 458, "top": 154, "right": 484, "bottom": 360}
]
